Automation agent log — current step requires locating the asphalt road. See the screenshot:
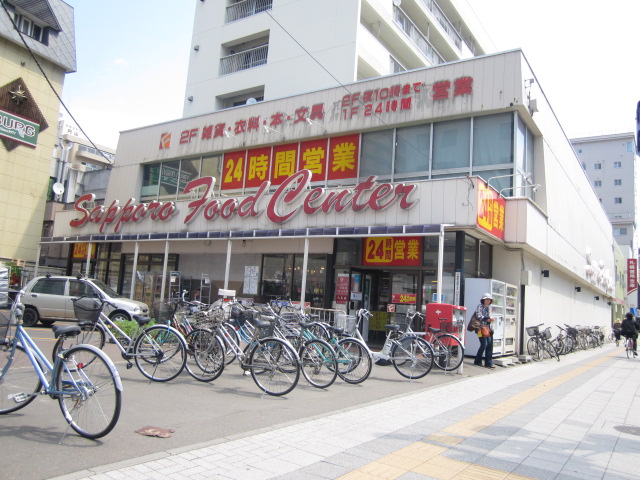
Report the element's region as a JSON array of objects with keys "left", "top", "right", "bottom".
[{"left": 1, "top": 323, "right": 491, "bottom": 480}]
